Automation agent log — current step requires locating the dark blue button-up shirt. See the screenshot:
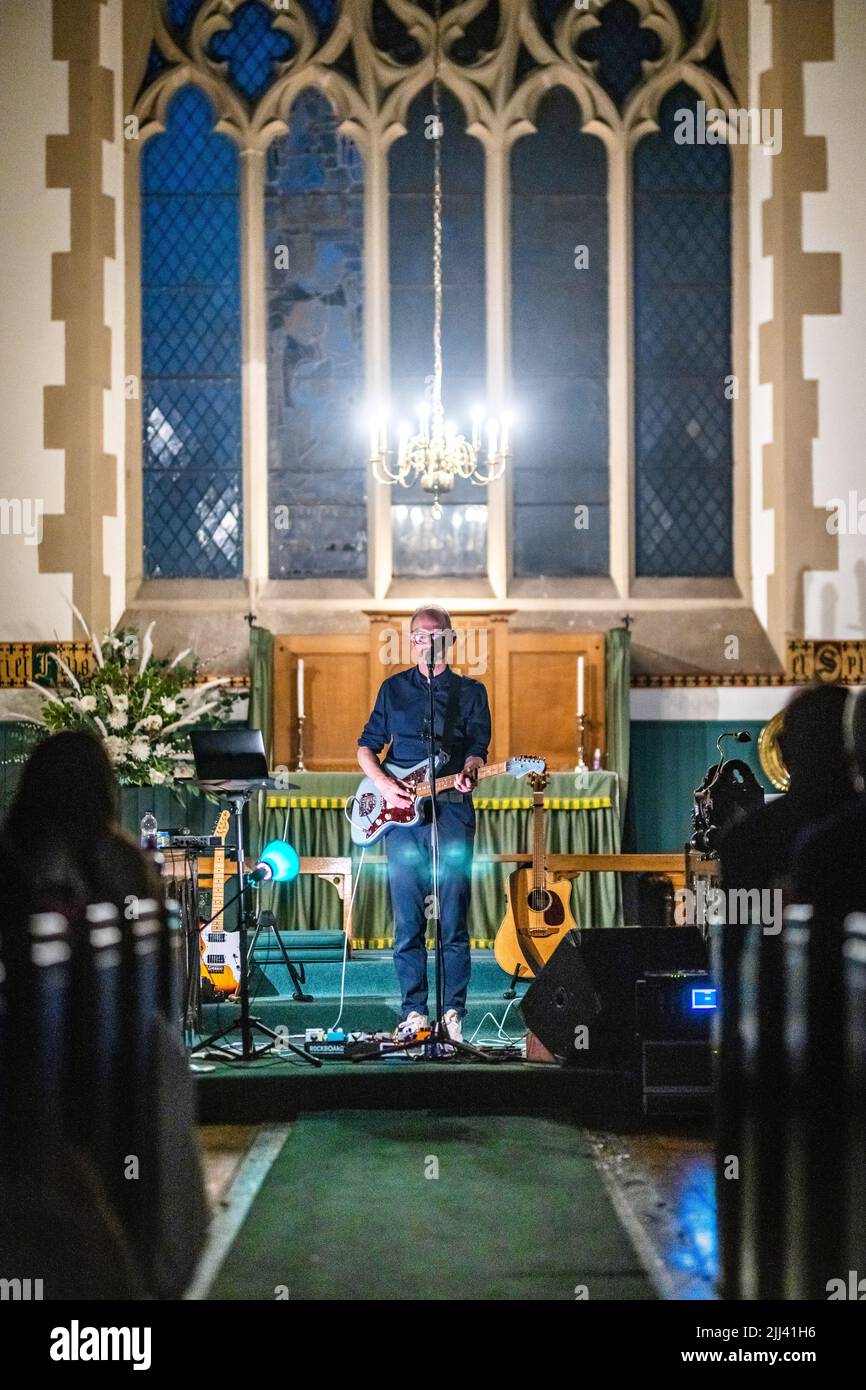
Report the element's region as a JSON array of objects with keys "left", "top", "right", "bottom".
[{"left": 358, "top": 665, "right": 491, "bottom": 776}]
